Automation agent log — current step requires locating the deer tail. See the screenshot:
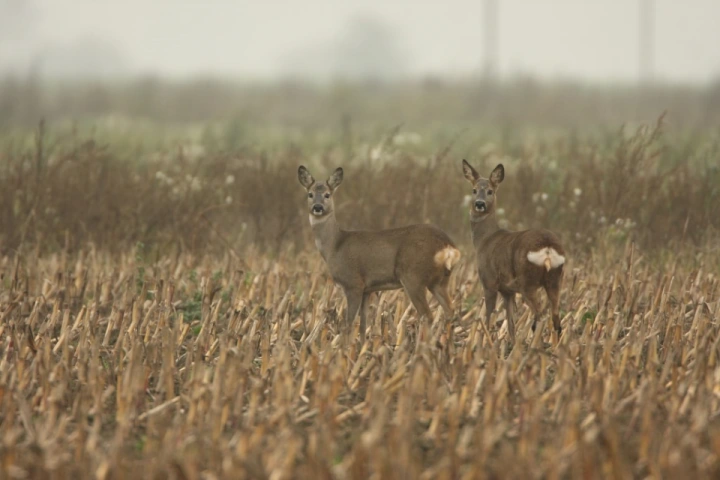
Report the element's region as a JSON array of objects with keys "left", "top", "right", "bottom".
[
  {"left": 527, "top": 247, "right": 565, "bottom": 271},
  {"left": 434, "top": 246, "right": 461, "bottom": 271}
]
